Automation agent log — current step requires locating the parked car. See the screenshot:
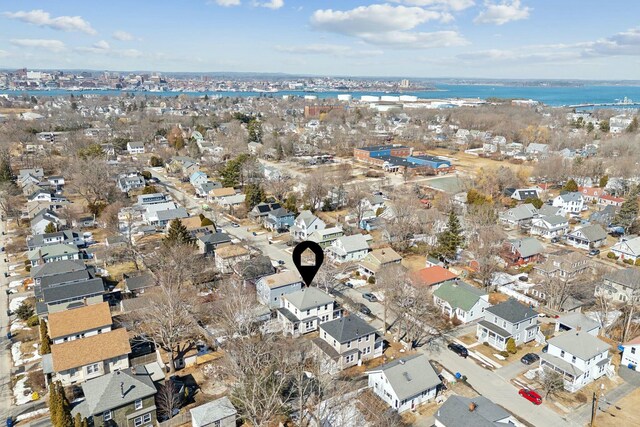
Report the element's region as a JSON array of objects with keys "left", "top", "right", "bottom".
[
  {"left": 550, "top": 236, "right": 560, "bottom": 243},
  {"left": 519, "top": 388, "right": 542, "bottom": 405},
  {"left": 6, "top": 417, "right": 14, "bottom": 427},
  {"left": 588, "top": 249, "right": 601, "bottom": 256},
  {"left": 542, "top": 345, "right": 548, "bottom": 353},
  {"left": 277, "top": 260, "right": 285, "bottom": 266},
  {"left": 357, "top": 303, "right": 372, "bottom": 316},
  {"left": 521, "top": 353, "right": 540, "bottom": 365},
  {"left": 362, "top": 292, "right": 377, "bottom": 302},
  {"left": 231, "top": 222, "right": 240, "bottom": 228},
  {"left": 252, "top": 232, "right": 257, "bottom": 236},
  {"left": 447, "top": 343, "right": 468, "bottom": 358}
]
